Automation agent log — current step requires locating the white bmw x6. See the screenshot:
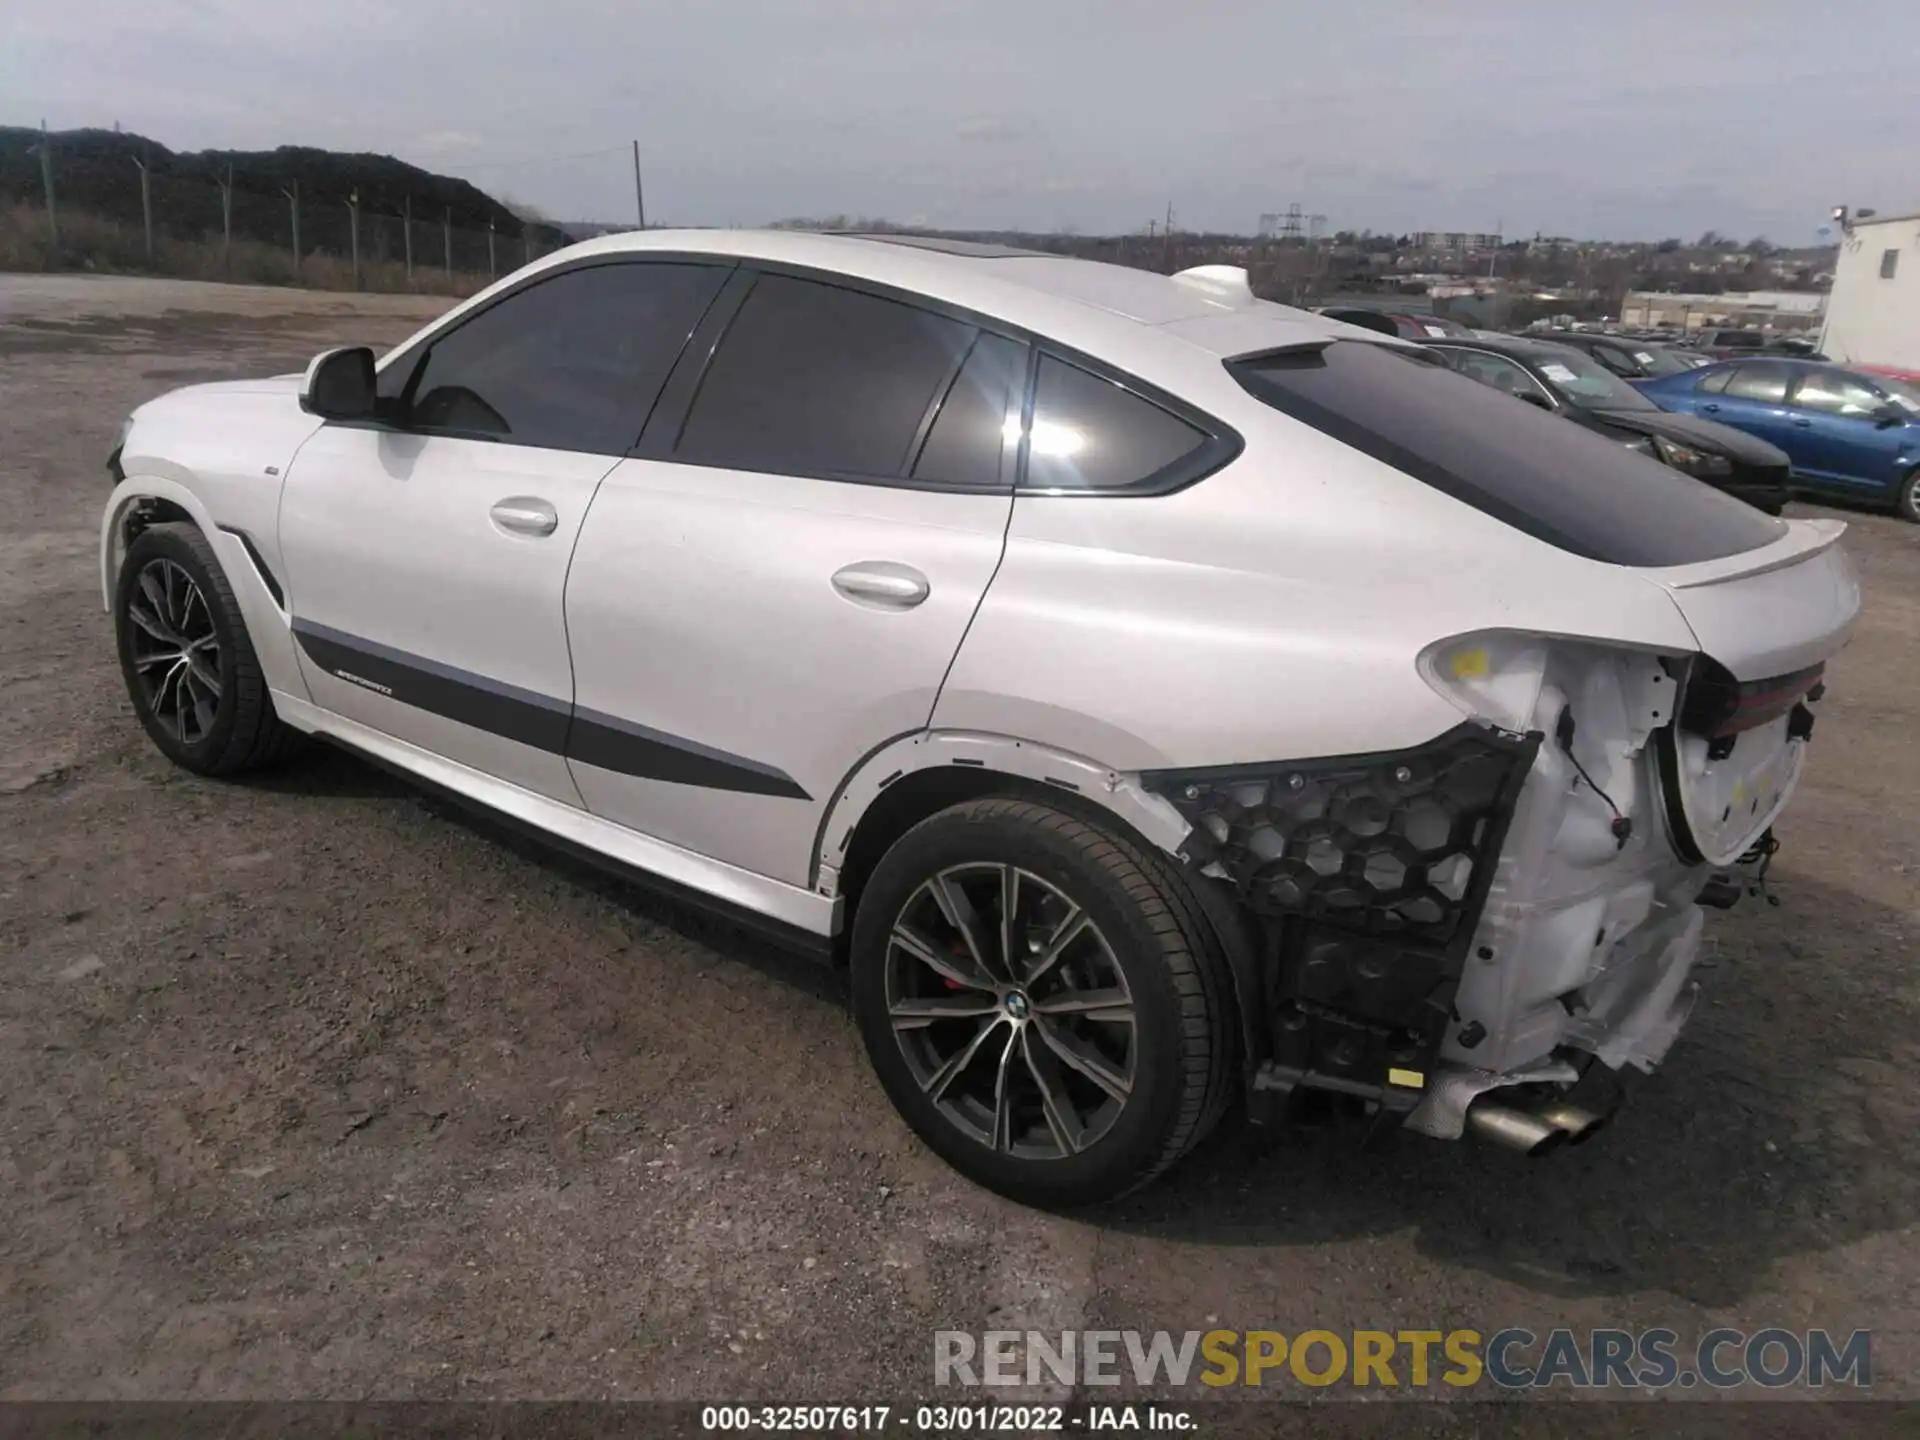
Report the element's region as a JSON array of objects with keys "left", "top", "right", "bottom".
[{"left": 101, "top": 231, "right": 1858, "bottom": 1205}]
